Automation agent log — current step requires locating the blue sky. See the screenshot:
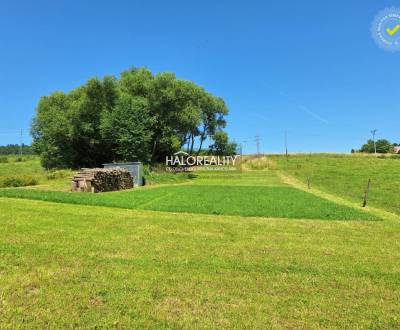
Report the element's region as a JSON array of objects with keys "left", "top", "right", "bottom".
[{"left": 0, "top": 0, "right": 399, "bottom": 153}]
